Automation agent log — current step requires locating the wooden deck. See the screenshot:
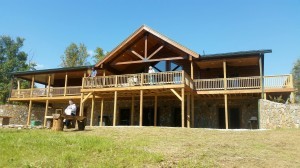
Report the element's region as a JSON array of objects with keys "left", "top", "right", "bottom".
[{"left": 9, "top": 72, "right": 293, "bottom": 101}]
